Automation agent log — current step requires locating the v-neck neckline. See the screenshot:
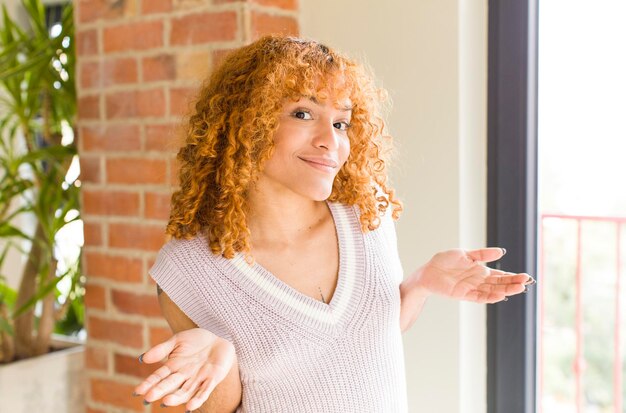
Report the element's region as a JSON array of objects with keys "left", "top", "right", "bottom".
[{"left": 219, "top": 200, "right": 365, "bottom": 330}]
